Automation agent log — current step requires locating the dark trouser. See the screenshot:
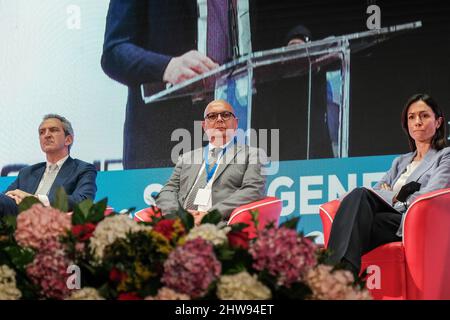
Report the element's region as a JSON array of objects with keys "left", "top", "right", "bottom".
[
  {"left": 0, "top": 193, "right": 18, "bottom": 217},
  {"left": 326, "top": 187, "right": 402, "bottom": 272}
]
